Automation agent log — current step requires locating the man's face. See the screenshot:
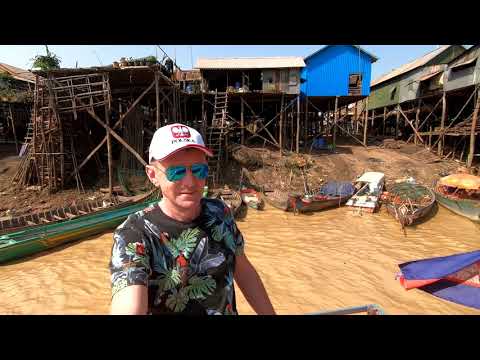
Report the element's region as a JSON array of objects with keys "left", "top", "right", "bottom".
[{"left": 146, "top": 148, "right": 207, "bottom": 210}]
